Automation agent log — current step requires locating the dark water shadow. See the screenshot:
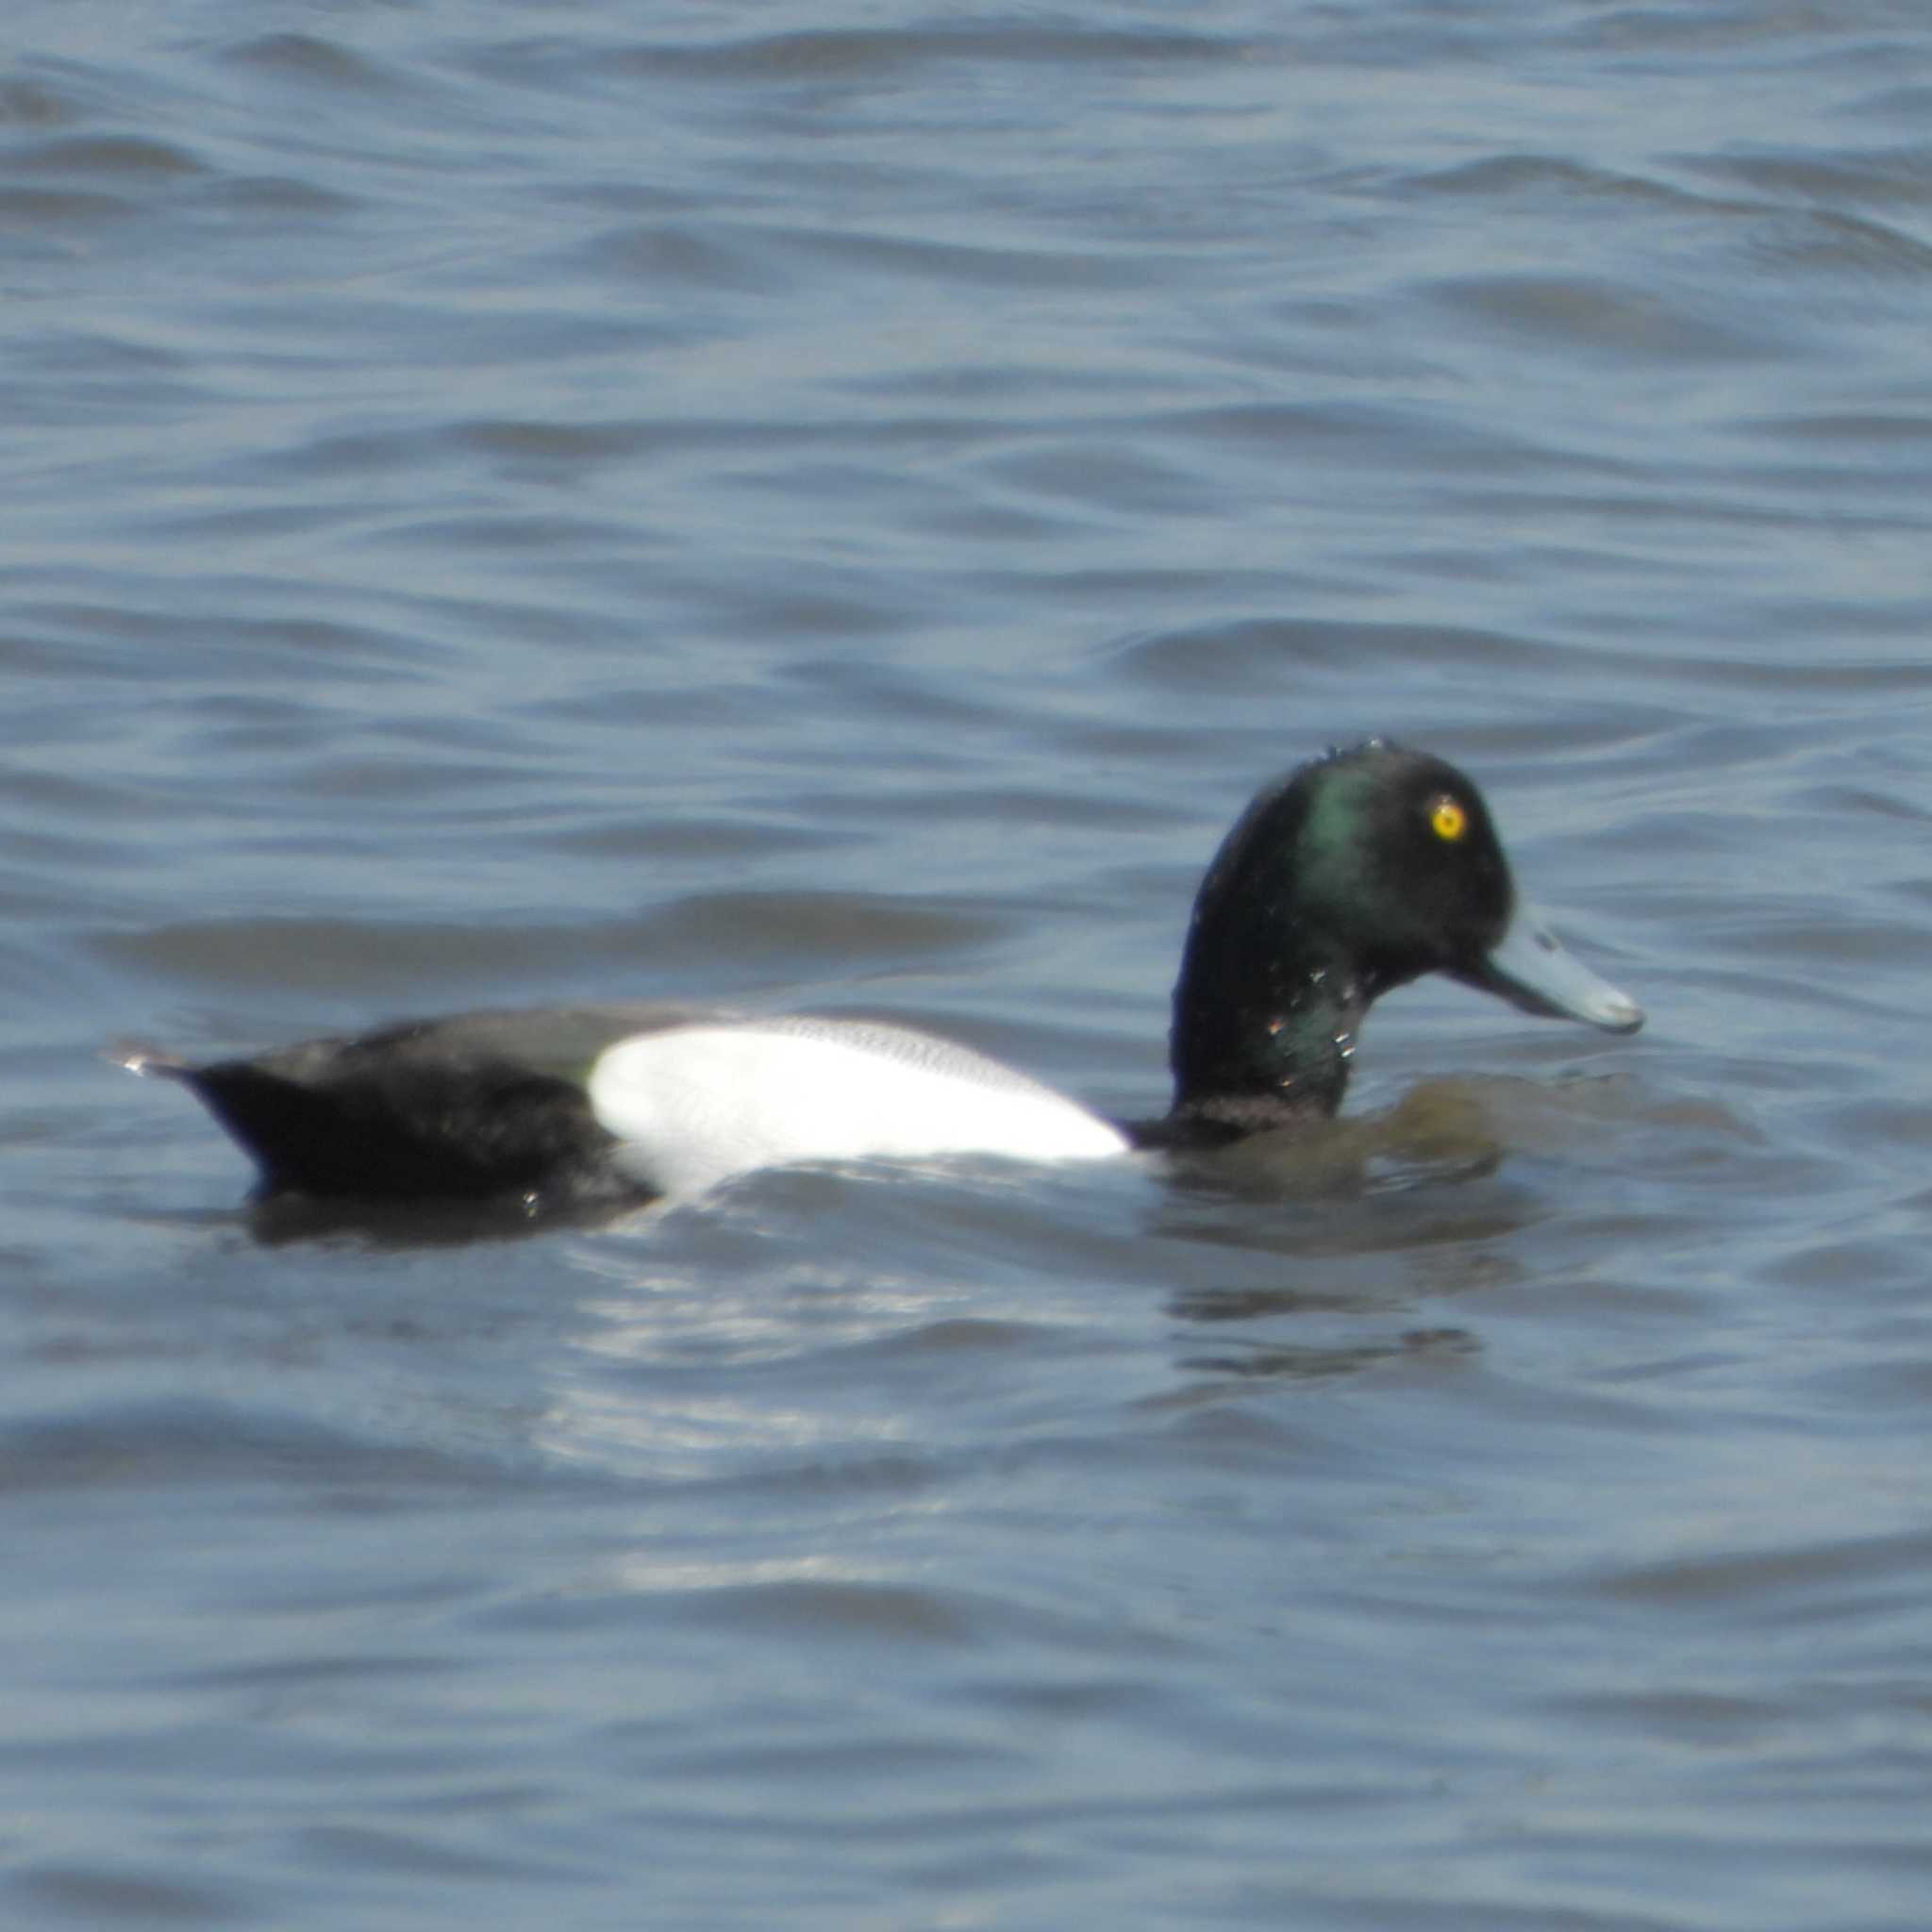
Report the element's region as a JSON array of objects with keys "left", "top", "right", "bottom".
[
  {"left": 239, "top": 1187, "right": 656, "bottom": 1251},
  {"left": 1144, "top": 1076, "right": 1653, "bottom": 1387}
]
